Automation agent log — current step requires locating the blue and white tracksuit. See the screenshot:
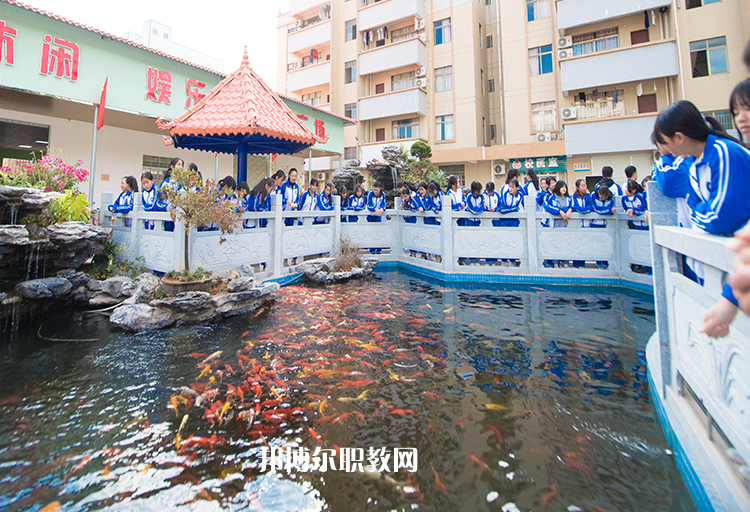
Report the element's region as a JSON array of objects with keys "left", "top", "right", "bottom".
[
  {"left": 141, "top": 186, "right": 160, "bottom": 229},
  {"left": 401, "top": 196, "right": 418, "bottom": 223},
  {"left": 465, "top": 193, "right": 485, "bottom": 227},
  {"left": 498, "top": 189, "right": 523, "bottom": 227},
  {"left": 109, "top": 190, "right": 133, "bottom": 227},
  {"left": 622, "top": 193, "right": 648, "bottom": 230},
  {"left": 425, "top": 192, "right": 442, "bottom": 225},
  {"left": 591, "top": 196, "right": 615, "bottom": 228},
  {"left": 543, "top": 194, "right": 571, "bottom": 228},
  {"left": 483, "top": 191, "right": 501, "bottom": 227},
  {"left": 241, "top": 194, "right": 255, "bottom": 229},
  {"left": 298, "top": 188, "right": 316, "bottom": 225},
  {"left": 314, "top": 192, "right": 334, "bottom": 224},
  {"left": 348, "top": 194, "right": 366, "bottom": 222},
  {"left": 254, "top": 193, "right": 271, "bottom": 228},
  {"left": 366, "top": 190, "right": 386, "bottom": 222},
  {"left": 279, "top": 180, "right": 300, "bottom": 226},
  {"left": 570, "top": 192, "right": 593, "bottom": 227}
]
